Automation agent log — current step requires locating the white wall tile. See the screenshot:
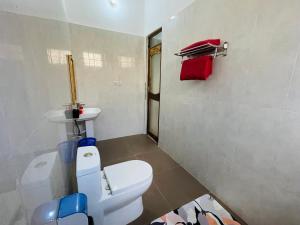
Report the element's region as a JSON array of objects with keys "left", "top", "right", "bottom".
[
  {"left": 0, "top": 11, "right": 146, "bottom": 225},
  {"left": 159, "top": 0, "right": 300, "bottom": 224},
  {"left": 69, "top": 24, "right": 146, "bottom": 140}
]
